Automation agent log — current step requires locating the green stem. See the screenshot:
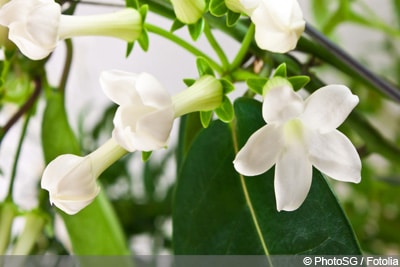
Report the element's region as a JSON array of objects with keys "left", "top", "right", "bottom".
[
  {"left": 203, "top": 22, "right": 230, "bottom": 70},
  {"left": 230, "top": 23, "right": 255, "bottom": 71},
  {"left": 0, "top": 201, "right": 17, "bottom": 254},
  {"left": 6, "top": 112, "right": 31, "bottom": 200},
  {"left": 145, "top": 23, "right": 223, "bottom": 74},
  {"left": 11, "top": 211, "right": 46, "bottom": 255},
  {"left": 59, "top": 39, "right": 73, "bottom": 97}
]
